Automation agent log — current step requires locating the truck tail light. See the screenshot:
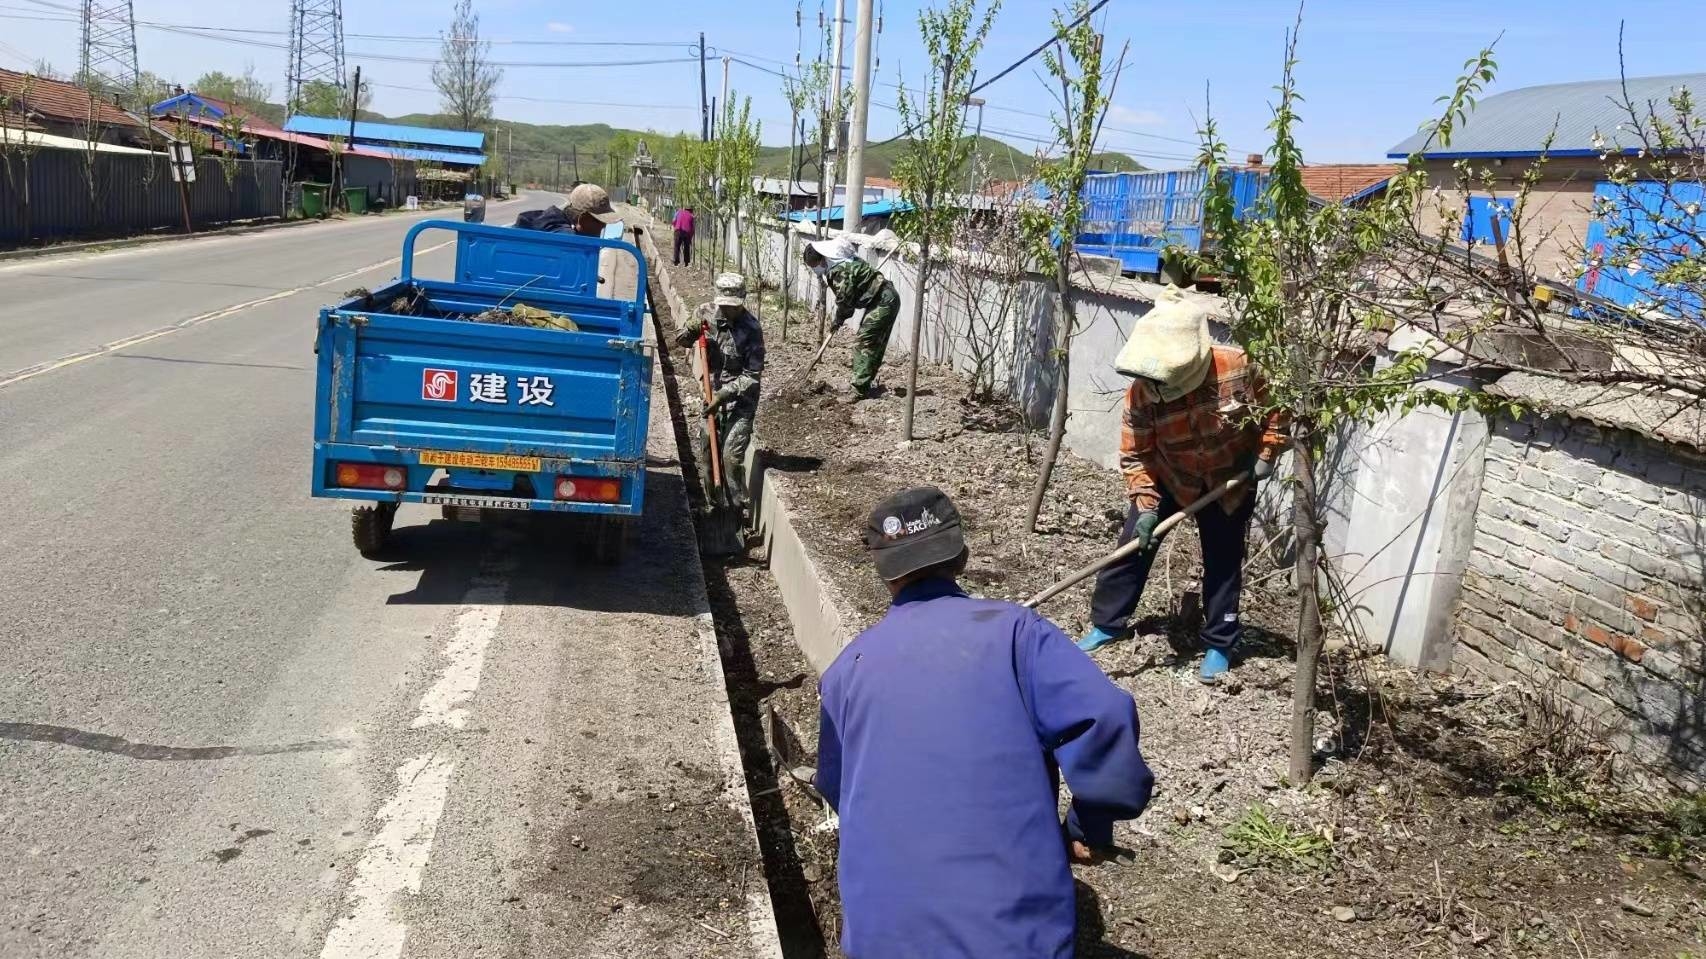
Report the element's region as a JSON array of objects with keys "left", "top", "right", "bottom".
[
  {"left": 335, "top": 462, "right": 407, "bottom": 490},
  {"left": 555, "top": 476, "right": 622, "bottom": 503}
]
